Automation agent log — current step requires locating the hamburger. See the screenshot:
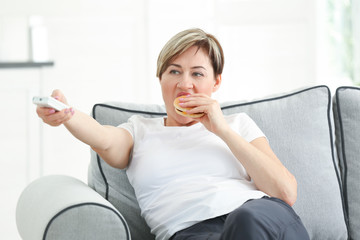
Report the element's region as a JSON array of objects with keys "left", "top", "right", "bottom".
[{"left": 173, "top": 96, "right": 204, "bottom": 118}]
